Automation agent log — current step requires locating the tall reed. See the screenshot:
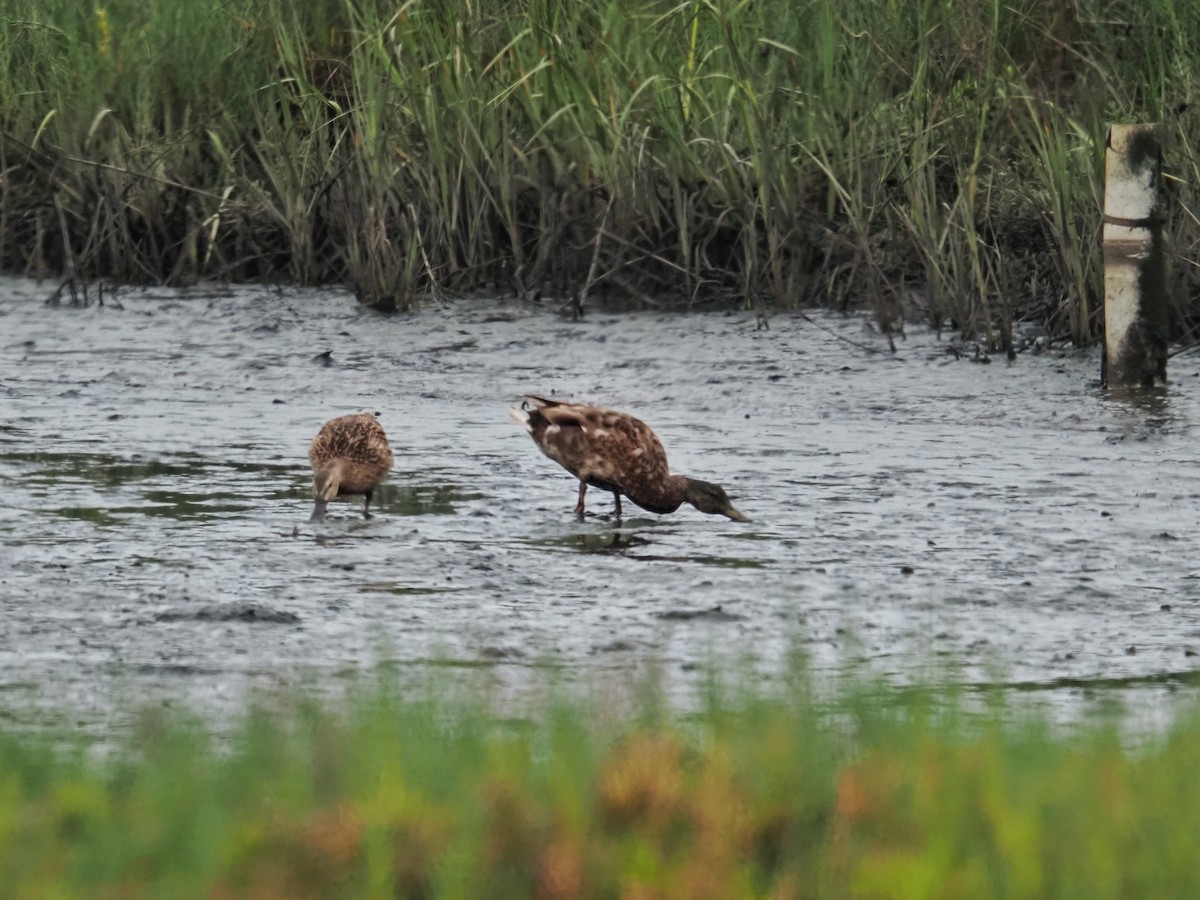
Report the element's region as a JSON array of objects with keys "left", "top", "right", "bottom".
[{"left": 2, "top": 0, "right": 1198, "bottom": 342}]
